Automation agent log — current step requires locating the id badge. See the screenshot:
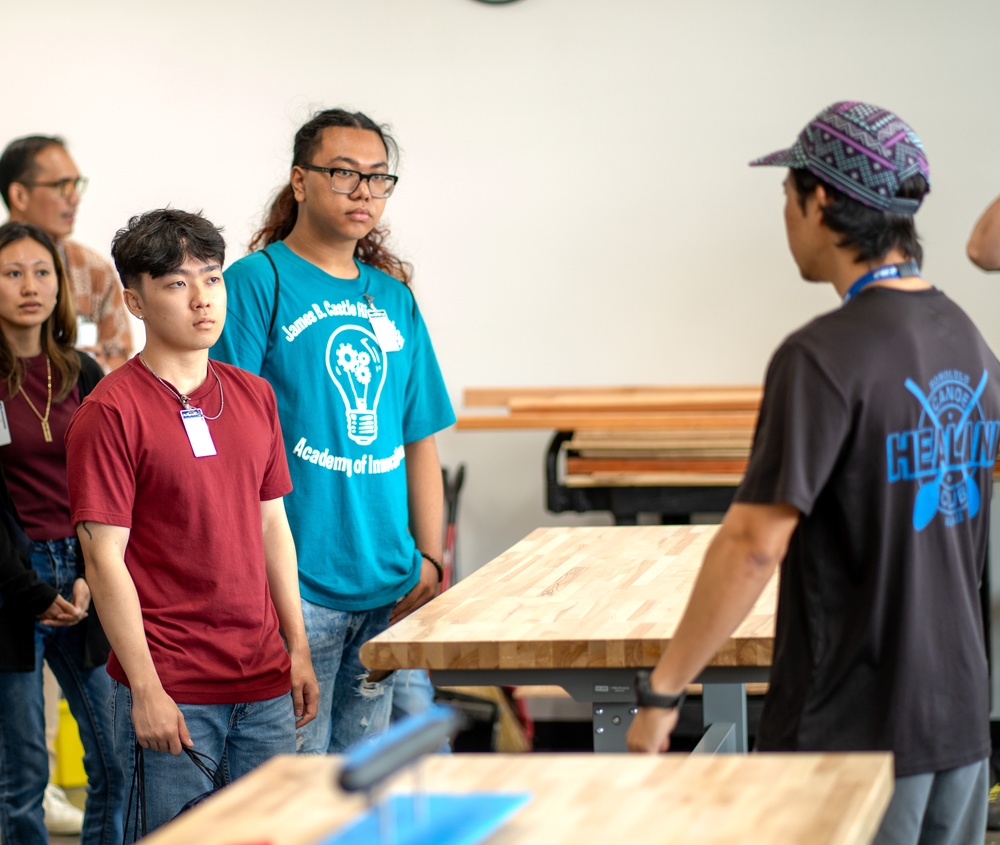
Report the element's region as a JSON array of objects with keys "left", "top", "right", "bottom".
[
  {"left": 367, "top": 309, "right": 401, "bottom": 352},
  {"left": 180, "top": 408, "right": 217, "bottom": 457},
  {"left": 76, "top": 317, "right": 99, "bottom": 349},
  {"left": 0, "top": 402, "right": 10, "bottom": 447}
]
